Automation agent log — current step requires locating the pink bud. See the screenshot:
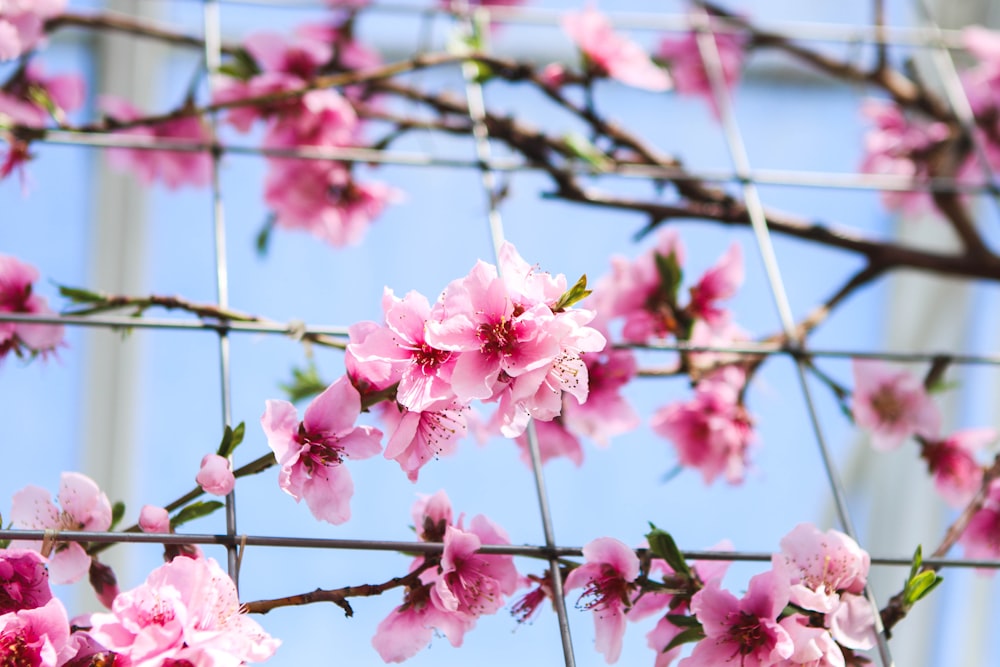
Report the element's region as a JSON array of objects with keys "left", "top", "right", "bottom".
[
  {"left": 195, "top": 454, "right": 235, "bottom": 496},
  {"left": 138, "top": 505, "right": 171, "bottom": 534}
]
